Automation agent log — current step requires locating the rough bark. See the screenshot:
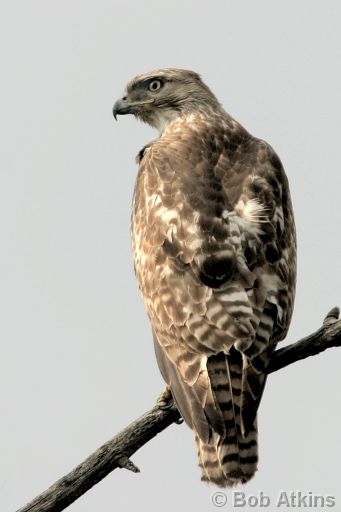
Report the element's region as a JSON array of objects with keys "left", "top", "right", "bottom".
[{"left": 17, "top": 308, "right": 341, "bottom": 512}]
